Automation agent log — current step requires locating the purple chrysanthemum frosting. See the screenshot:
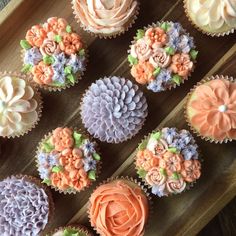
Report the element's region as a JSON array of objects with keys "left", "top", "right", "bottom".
[
  {"left": 0, "top": 176, "right": 50, "bottom": 236},
  {"left": 81, "top": 76, "right": 148, "bottom": 143}
]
